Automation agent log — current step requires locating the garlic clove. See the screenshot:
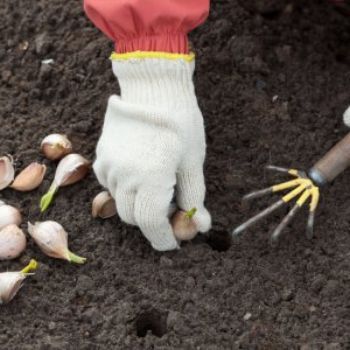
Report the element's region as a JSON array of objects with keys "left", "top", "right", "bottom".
[
  {"left": 40, "top": 154, "right": 90, "bottom": 212},
  {"left": 41, "top": 134, "right": 72, "bottom": 160},
  {"left": 0, "top": 225, "right": 26, "bottom": 260},
  {"left": 11, "top": 162, "right": 46, "bottom": 192},
  {"left": 171, "top": 208, "right": 198, "bottom": 241},
  {"left": 0, "top": 259, "right": 38, "bottom": 305},
  {"left": 0, "top": 155, "right": 15, "bottom": 190},
  {"left": 55, "top": 153, "right": 90, "bottom": 187},
  {"left": 92, "top": 191, "right": 117, "bottom": 219},
  {"left": 0, "top": 204, "right": 22, "bottom": 230},
  {"left": 28, "top": 221, "right": 86, "bottom": 264}
]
